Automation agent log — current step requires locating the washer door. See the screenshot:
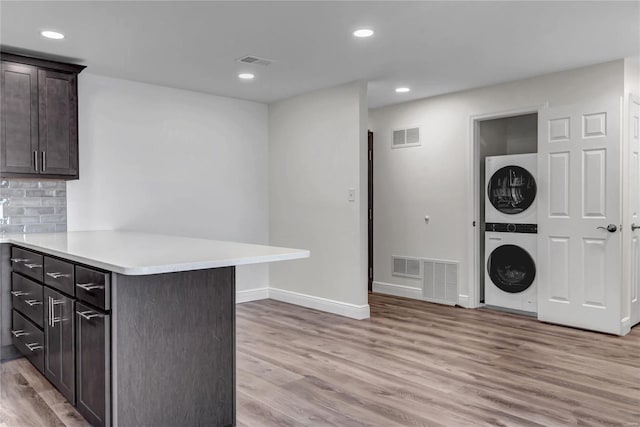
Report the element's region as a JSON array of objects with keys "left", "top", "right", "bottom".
[
  {"left": 487, "top": 244, "right": 536, "bottom": 293},
  {"left": 487, "top": 165, "right": 537, "bottom": 214}
]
